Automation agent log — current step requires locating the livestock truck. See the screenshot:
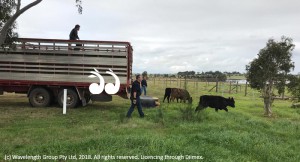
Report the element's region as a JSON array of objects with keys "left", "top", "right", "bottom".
[{"left": 0, "top": 38, "right": 133, "bottom": 108}]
